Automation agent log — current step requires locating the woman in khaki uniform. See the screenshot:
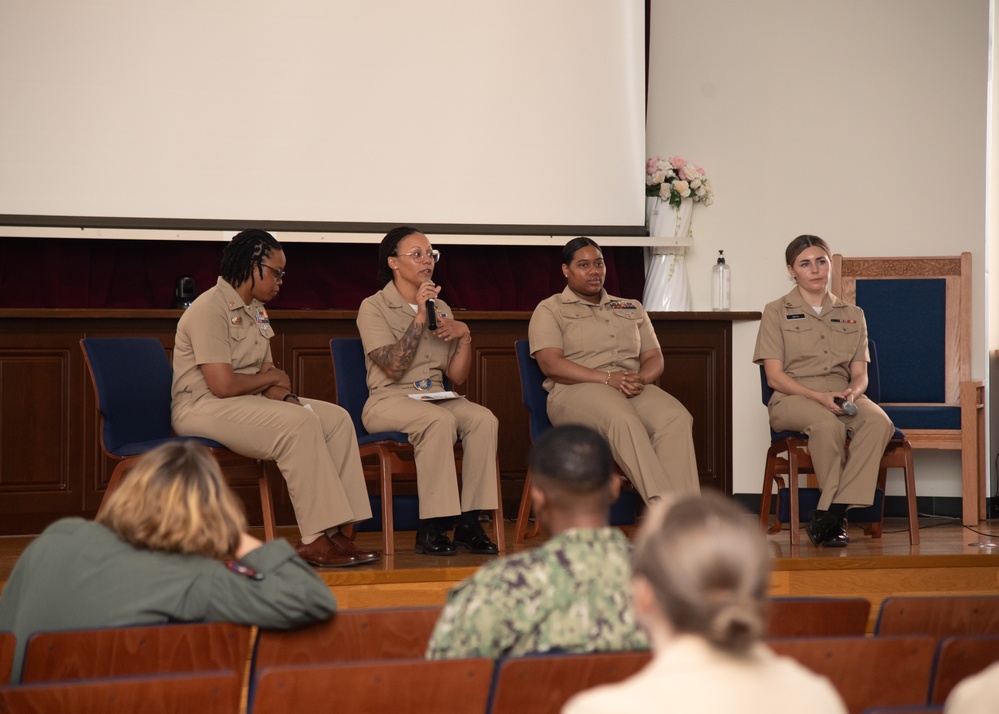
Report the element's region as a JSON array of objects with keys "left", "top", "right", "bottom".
[
  {"left": 172, "top": 230, "right": 379, "bottom": 568},
  {"left": 357, "top": 227, "right": 499, "bottom": 557},
  {"left": 753, "top": 234, "right": 894, "bottom": 547},
  {"left": 528, "top": 237, "right": 700, "bottom": 504}
]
